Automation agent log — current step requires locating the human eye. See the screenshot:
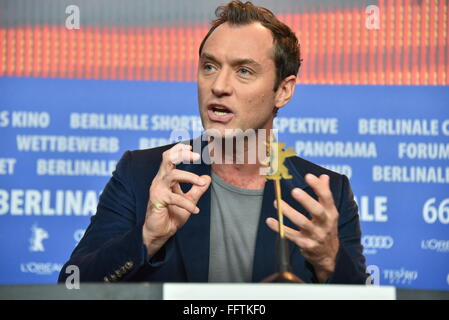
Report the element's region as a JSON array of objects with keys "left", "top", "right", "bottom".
[
  {"left": 237, "top": 67, "right": 253, "bottom": 77},
  {"left": 202, "top": 63, "right": 216, "bottom": 73}
]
